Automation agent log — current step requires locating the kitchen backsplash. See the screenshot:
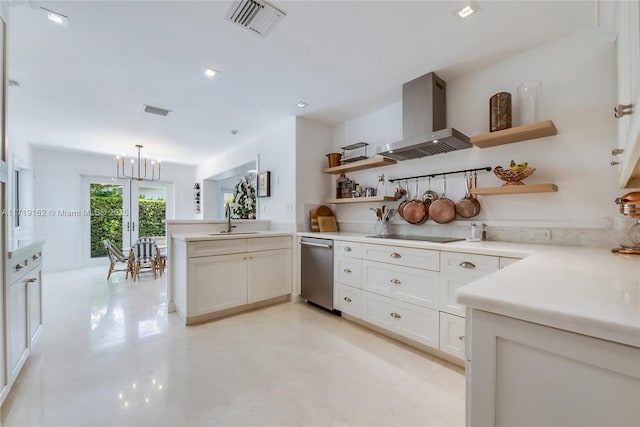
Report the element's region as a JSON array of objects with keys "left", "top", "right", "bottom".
[{"left": 337, "top": 220, "right": 610, "bottom": 248}]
